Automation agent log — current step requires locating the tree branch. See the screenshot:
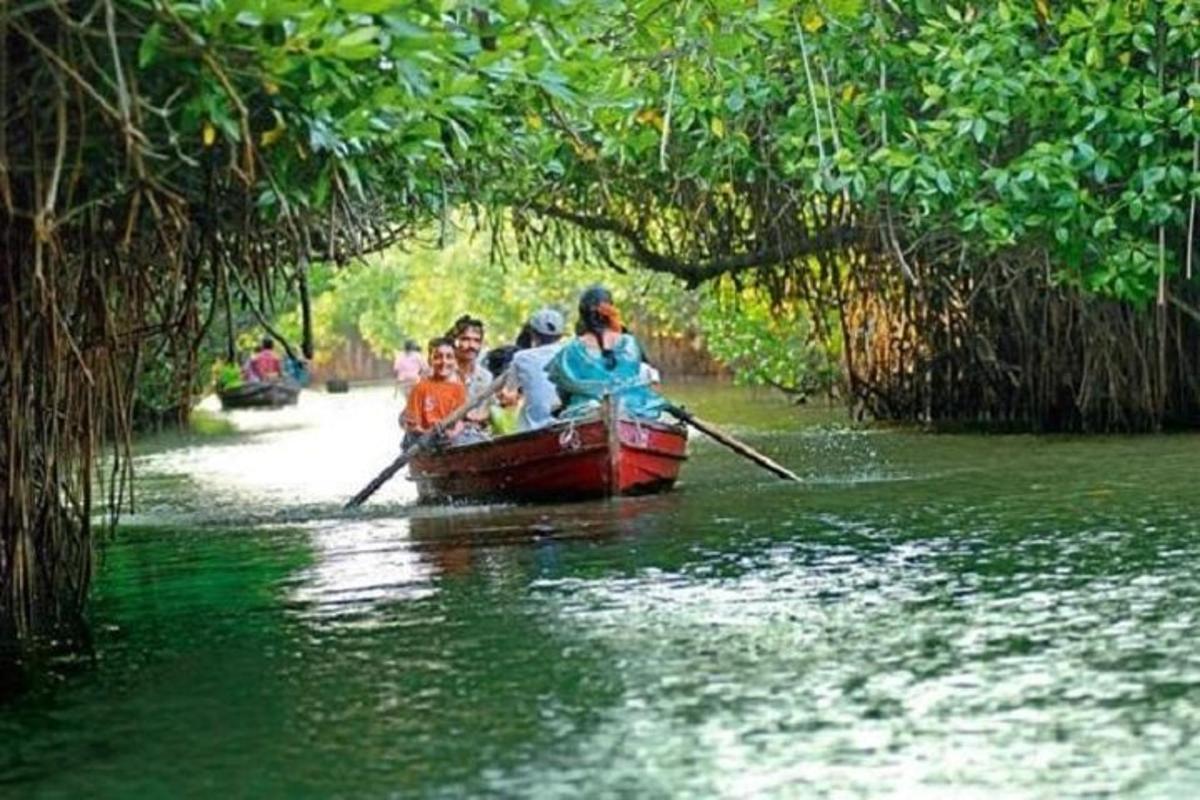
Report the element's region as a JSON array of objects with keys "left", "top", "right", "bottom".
[{"left": 528, "top": 202, "right": 855, "bottom": 286}]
